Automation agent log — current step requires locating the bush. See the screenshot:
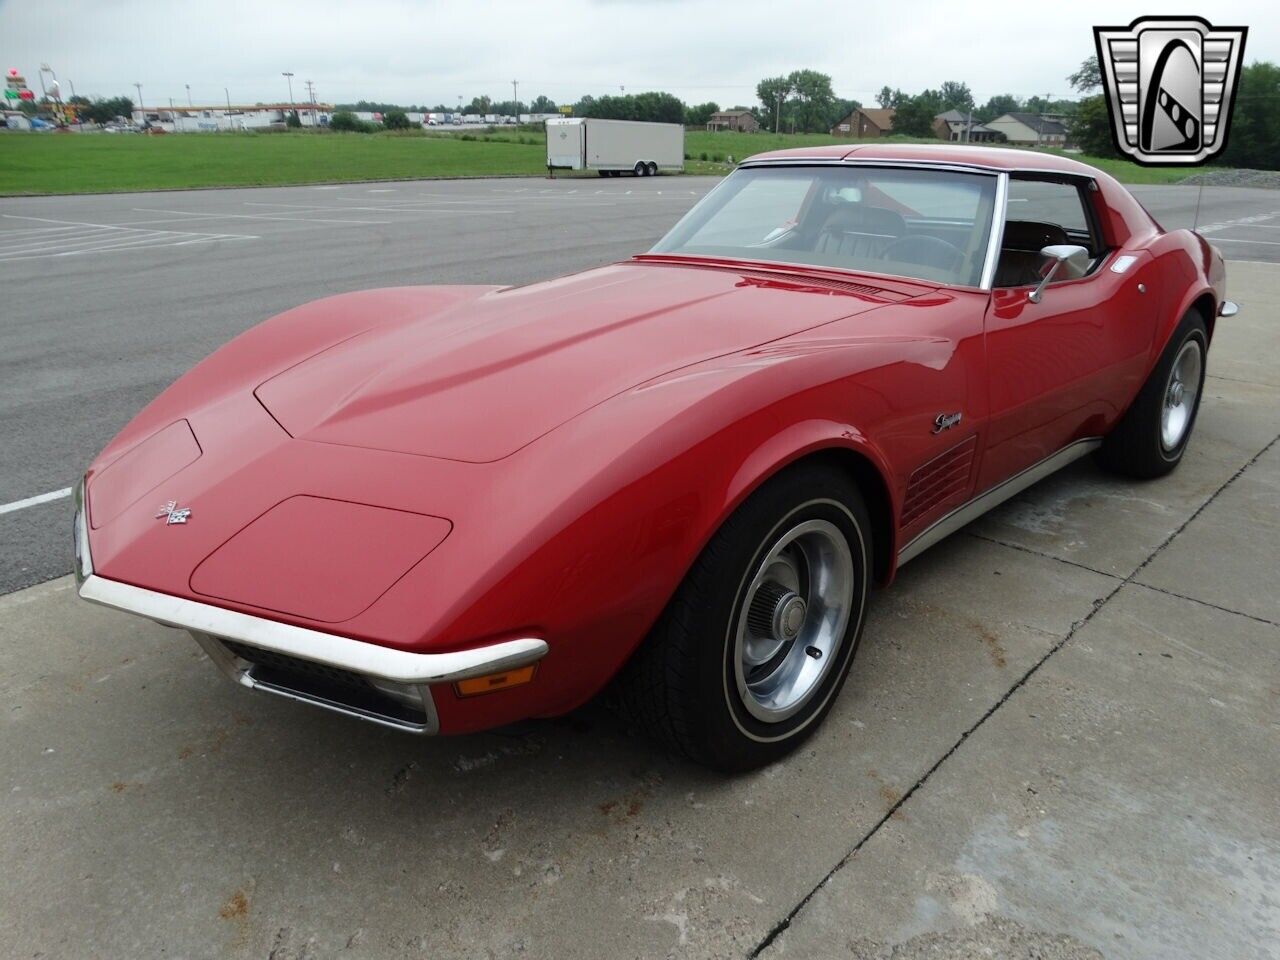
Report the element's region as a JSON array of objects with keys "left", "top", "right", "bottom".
[
  {"left": 285, "top": 110, "right": 302, "bottom": 128},
  {"left": 329, "top": 110, "right": 374, "bottom": 133},
  {"left": 700, "top": 151, "right": 709, "bottom": 161},
  {"left": 383, "top": 108, "right": 411, "bottom": 131}
]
